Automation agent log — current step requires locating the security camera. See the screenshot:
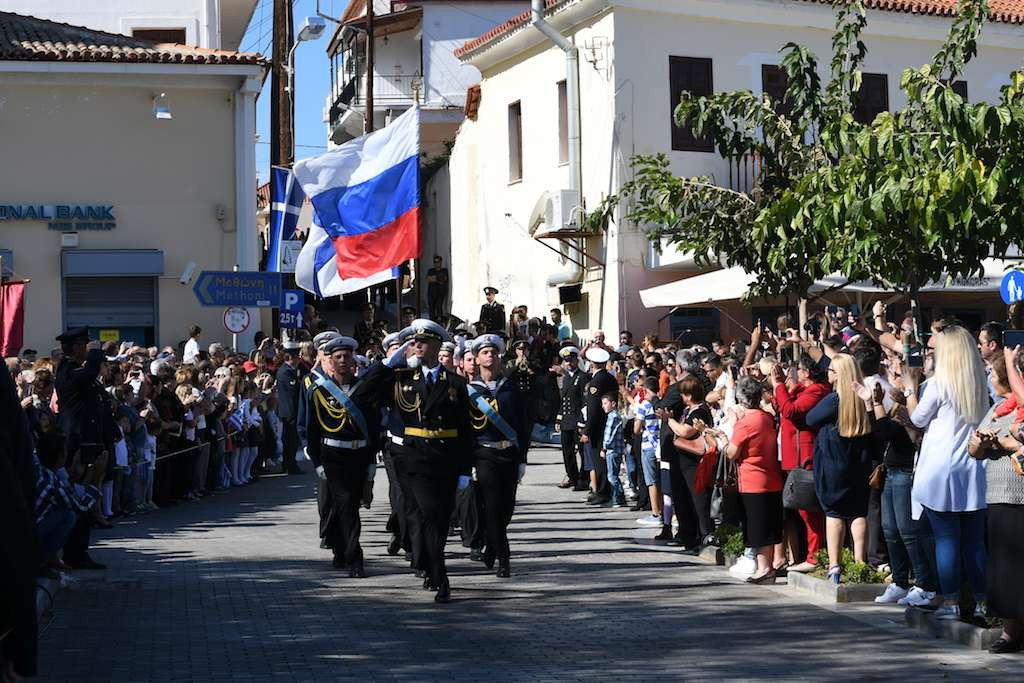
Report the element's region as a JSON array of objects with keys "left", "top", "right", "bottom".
[{"left": 179, "top": 261, "right": 197, "bottom": 285}]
